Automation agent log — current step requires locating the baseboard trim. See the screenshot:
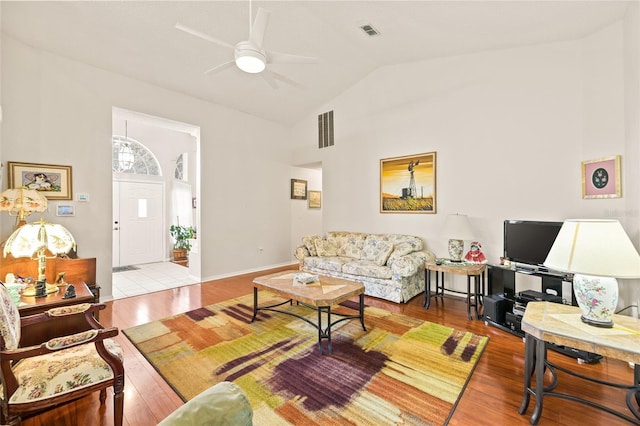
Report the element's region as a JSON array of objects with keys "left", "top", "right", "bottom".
[{"left": 200, "top": 261, "right": 298, "bottom": 283}]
